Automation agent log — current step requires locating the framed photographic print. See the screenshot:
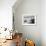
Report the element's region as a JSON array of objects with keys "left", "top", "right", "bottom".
[{"left": 22, "top": 14, "right": 36, "bottom": 25}]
